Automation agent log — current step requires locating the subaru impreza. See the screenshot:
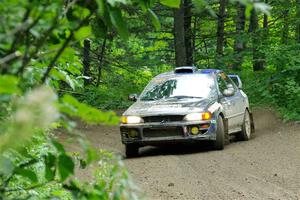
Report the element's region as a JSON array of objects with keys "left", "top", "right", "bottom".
[{"left": 120, "top": 67, "right": 254, "bottom": 157}]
